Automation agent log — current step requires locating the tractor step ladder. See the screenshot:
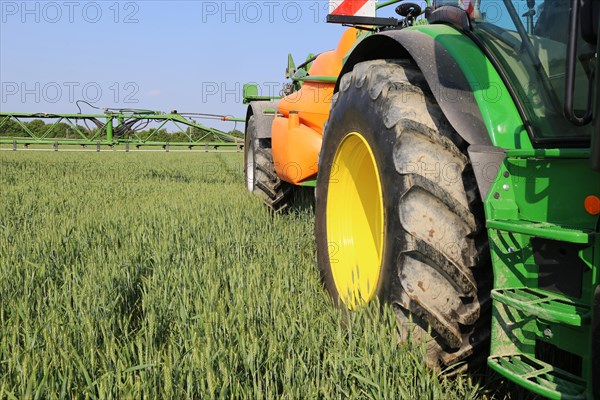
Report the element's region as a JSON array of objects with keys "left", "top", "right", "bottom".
[
  {"left": 491, "top": 287, "right": 591, "bottom": 326},
  {"left": 486, "top": 220, "right": 594, "bottom": 244},
  {"left": 487, "top": 354, "right": 587, "bottom": 400},
  {"left": 486, "top": 218, "right": 595, "bottom": 400}
]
